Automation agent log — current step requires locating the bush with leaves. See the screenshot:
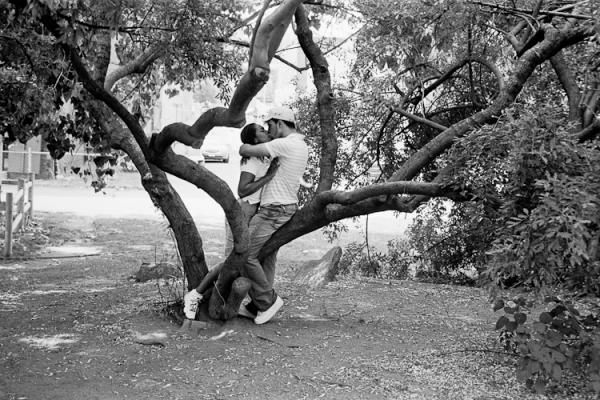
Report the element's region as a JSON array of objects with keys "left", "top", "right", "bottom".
[
  {"left": 478, "top": 107, "right": 600, "bottom": 395},
  {"left": 338, "top": 238, "right": 412, "bottom": 280},
  {"left": 406, "top": 104, "right": 600, "bottom": 394},
  {"left": 408, "top": 199, "right": 495, "bottom": 280},
  {"left": 494, "top": 295, "right": 600, "bottom": 394},
  {"left": 485, "top": 111, "right": 600, "bottom": 295}
]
